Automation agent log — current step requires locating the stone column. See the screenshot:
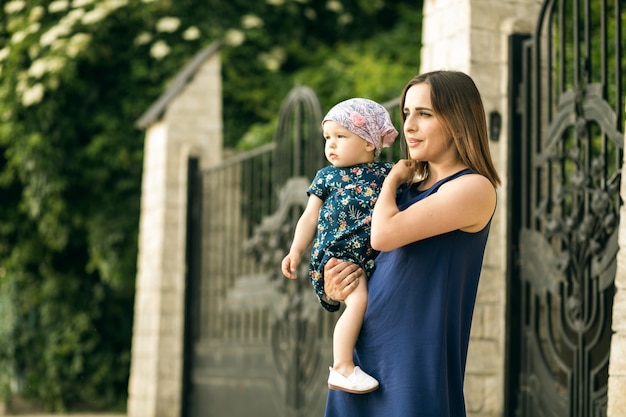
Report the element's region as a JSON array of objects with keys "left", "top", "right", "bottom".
[
  {"left": 127, "top": 44, "right": 222, "bottom": 417},
  {"left": 608, "top": 128, "right": 626, "bottom": 416}
]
